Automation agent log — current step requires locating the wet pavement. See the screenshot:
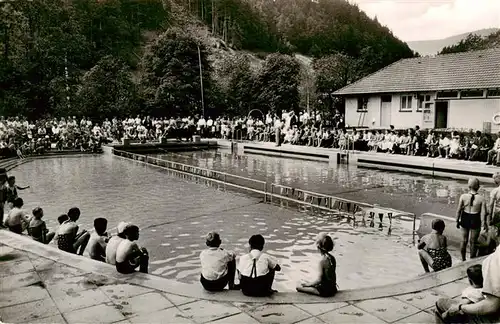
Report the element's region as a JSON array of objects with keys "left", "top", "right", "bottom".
[
  {"left": 0, "top": 231, "right": 477, "bottom": 324},
  {"left": 10, "top": 155, "right": 428, "bottom": 291}
]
